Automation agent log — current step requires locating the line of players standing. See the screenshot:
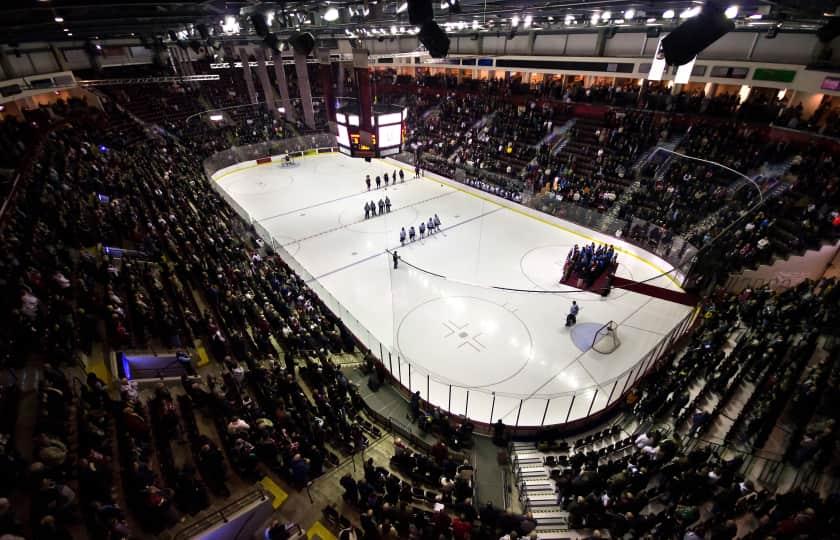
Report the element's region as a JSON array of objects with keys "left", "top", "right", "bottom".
[
  {"left": 400, "top": 214, "right": 441, "bottom": 245},
  {"left": 364, "top": 170, "right": 405, "bottom": 219}
]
